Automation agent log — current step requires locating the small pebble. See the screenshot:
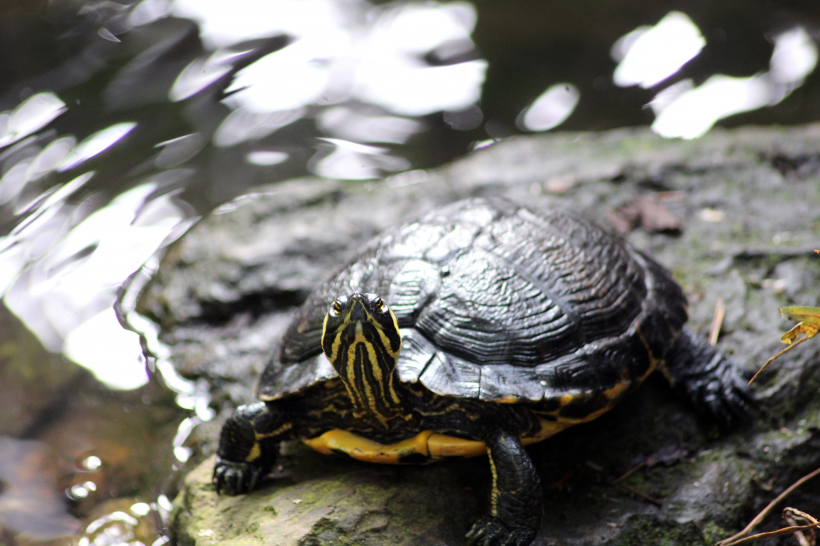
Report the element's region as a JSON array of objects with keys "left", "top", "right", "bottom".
[{"left": 699, "top": 208, "right": 725, "bottom": 222}]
